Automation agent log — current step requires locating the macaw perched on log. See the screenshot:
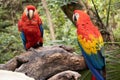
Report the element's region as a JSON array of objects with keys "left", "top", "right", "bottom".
[
  {"left": 18, "top": 5, "right": 43, "bottom": 50},
  {"left": 73, "top": 10, "right": 106, "bottom": 80}
]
